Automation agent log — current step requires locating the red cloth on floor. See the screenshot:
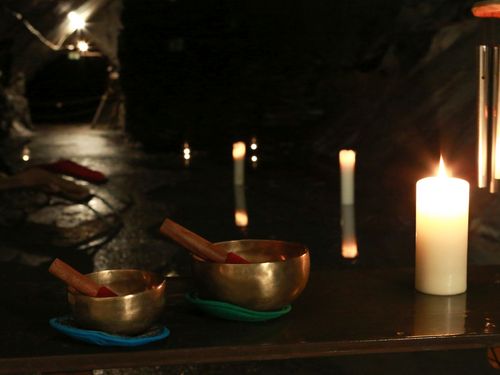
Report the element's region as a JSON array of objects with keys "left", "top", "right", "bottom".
[{"left": 40, "top": 159, "right": 107, "bottom": 184}]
